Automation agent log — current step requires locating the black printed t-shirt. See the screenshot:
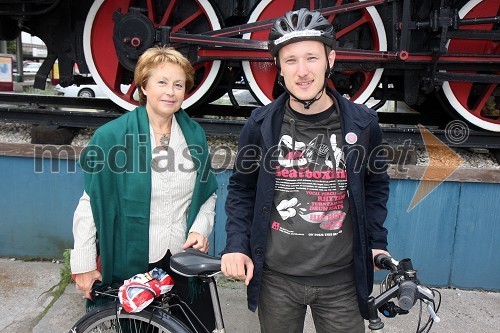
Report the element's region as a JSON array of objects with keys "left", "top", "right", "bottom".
[{"left": 264, "top": 100, "right": 354, "bottom": 286}]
